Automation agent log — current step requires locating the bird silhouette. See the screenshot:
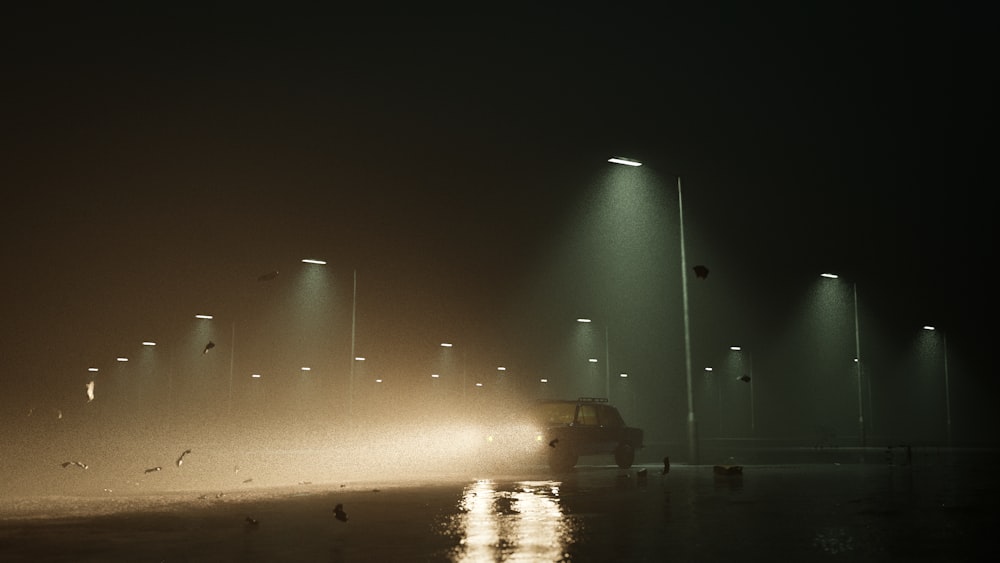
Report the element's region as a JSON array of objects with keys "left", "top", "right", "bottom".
[
  {"left": 144, "top": 466, "right": 162, "bottom": 474},
  {"left": 693, "top": 265, "right": 709, "bottom": 279},
  {"left": 548, "top": 438, "right": 559, "bottom": 448},
  {"left": 176, "top": 449, "right": 192, "bottom": 467},
  {"left": 61, "top": 461, "right": 88, "bottom": 470},
  {"left": 203, "top": 341, "right": 215, "bottom": 354},
  {"left": 333, "top": 503, "right": 349, "bottom": 522}
]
